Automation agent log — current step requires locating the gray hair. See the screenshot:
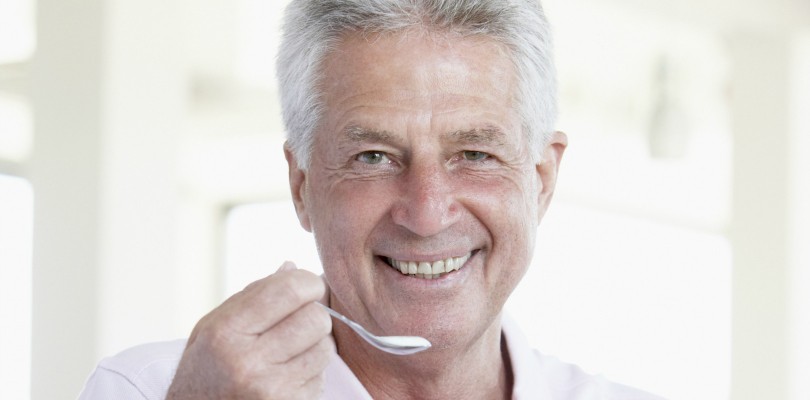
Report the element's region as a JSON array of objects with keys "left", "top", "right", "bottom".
[{"left": 276, "top": 0, "right": 557, "bottom": 169}]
